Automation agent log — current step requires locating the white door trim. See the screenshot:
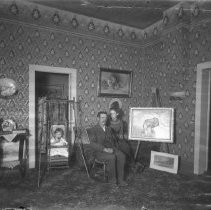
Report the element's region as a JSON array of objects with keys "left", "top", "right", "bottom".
[
  {"left": 194, "top": 62, "right": 211, "bottom": 174},
  {"left": 28, "top": 65, "right": 77, "bottom": 168}
]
